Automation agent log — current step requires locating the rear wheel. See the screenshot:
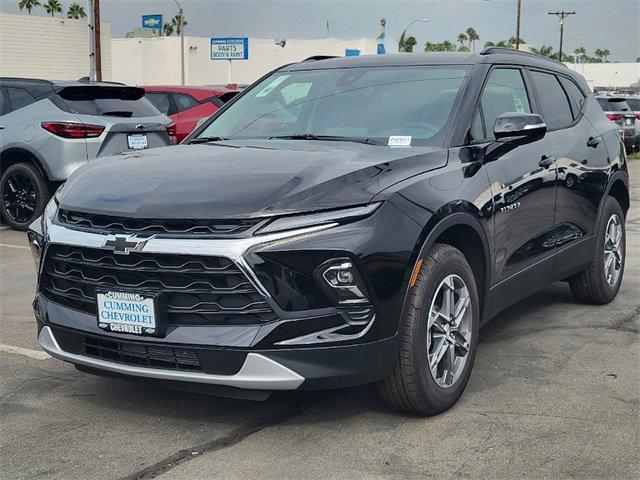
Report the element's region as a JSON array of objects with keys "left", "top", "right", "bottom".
[
  {"left": 569, "top": 197, "right": 625, "bottom": 304},
  {"left": 0, "top": 163, "right": 50, "bottom": 231},
  {"left": 377, "top": 244, "right": 479, "bottom": 416}
]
